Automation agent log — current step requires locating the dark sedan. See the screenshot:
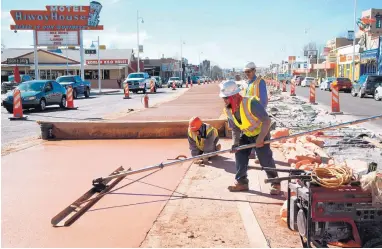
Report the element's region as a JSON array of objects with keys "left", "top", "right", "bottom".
[{"left": 2, "top": 80, "right": 67, "bottom": 113}]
